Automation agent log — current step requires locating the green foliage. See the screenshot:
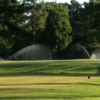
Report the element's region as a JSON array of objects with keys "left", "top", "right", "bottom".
[
  {"left": 0, "top": 0, "right": 28, "bottom": 56},
  {"left": 1, "top": 0, "right": 100, "bottom": 59},
  {"left": 0, "top": 36, "right": 13, "bottom": 53},
  {"left": 23, "top": 1, "right": 48, "bottom": 43},
  {"left": 65, "top": 0, "right": 100, "bottom": 47},
  {"left": 0, "top": 0, "right": 48, "bottom": 57},
  {"left": 39, "top": 2, "right": 72, "bottom": 52}
]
